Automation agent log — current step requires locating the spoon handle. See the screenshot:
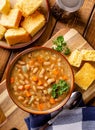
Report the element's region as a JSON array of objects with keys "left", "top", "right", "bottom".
[
  {"left": 82, "top": 83, "right": 95, "bottom": 104},
  {"left": 39, "top": 123, "right": 50, "bottom": 130}
]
